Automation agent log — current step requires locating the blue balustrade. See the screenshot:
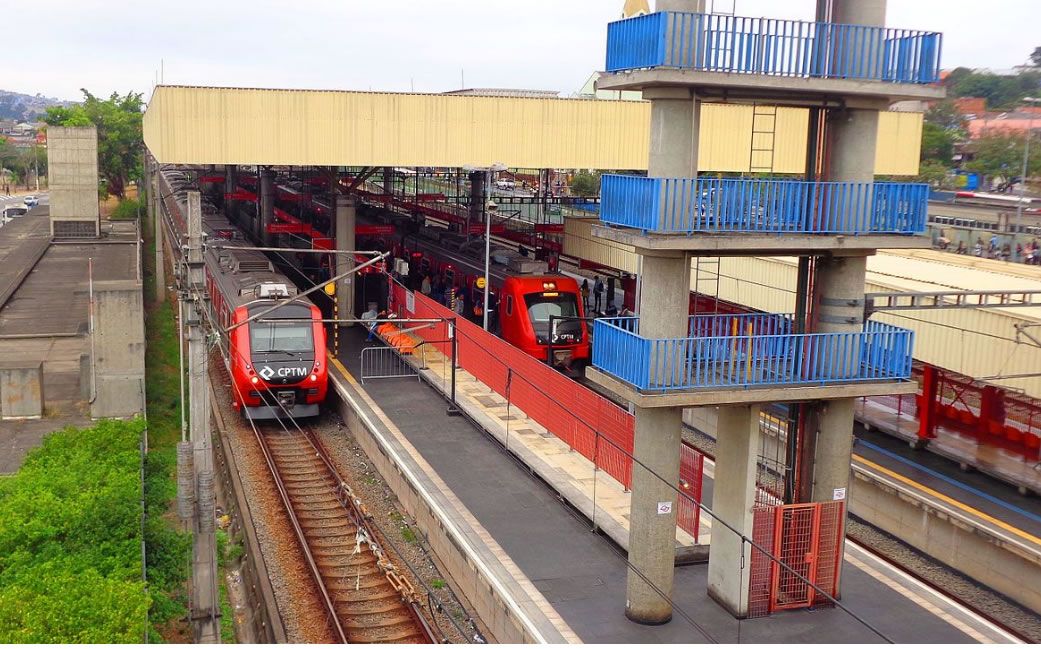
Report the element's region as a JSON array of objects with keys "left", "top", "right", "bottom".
[
  {"left": 605, "top": 12, "right": 942, "bottom": 84},
  {"left": 600, "top": 175, "right": 927, "bottom": 235},
  {"left": 592, "top": 317, "right": 913, "bottom": 392}
]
